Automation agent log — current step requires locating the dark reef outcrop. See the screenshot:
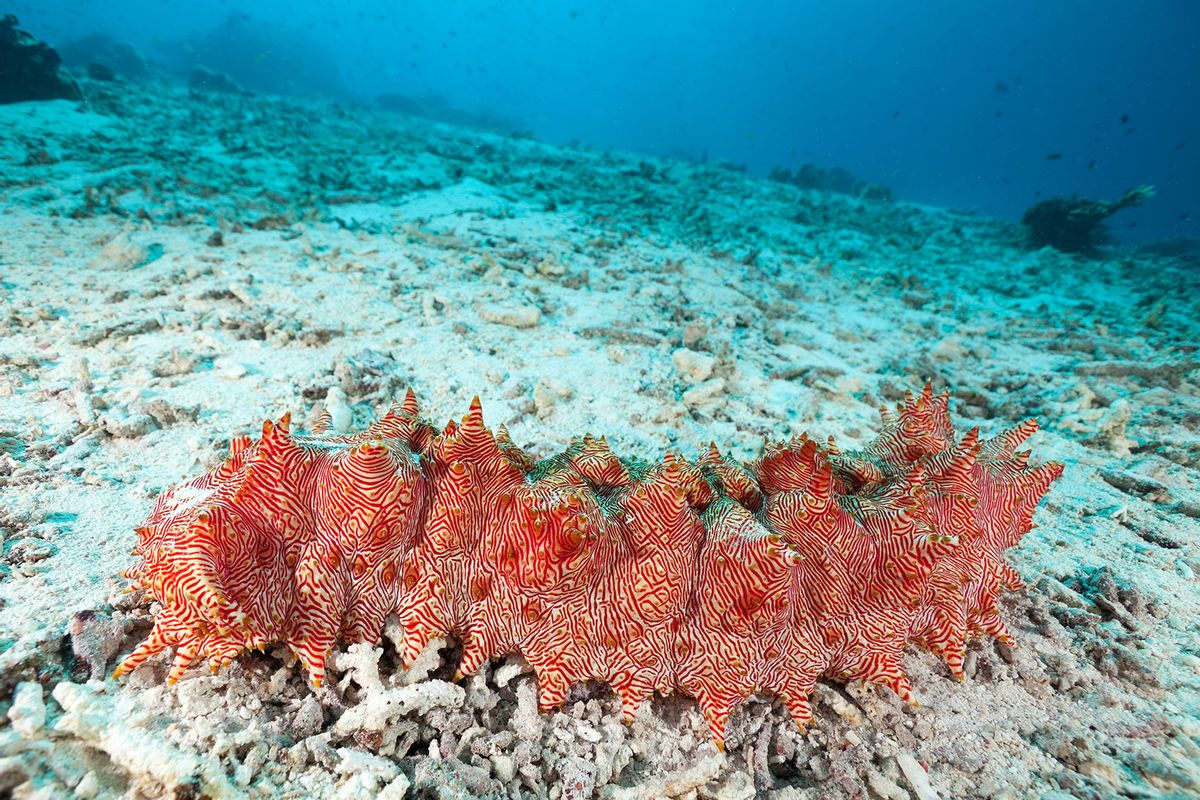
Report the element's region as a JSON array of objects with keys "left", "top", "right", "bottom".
[
  {"left": 0, "top": 15, "right": 82, "bottom": 104},
  {"left": 1022, "top": 185, "right": 1155, "bottom": 254}
]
